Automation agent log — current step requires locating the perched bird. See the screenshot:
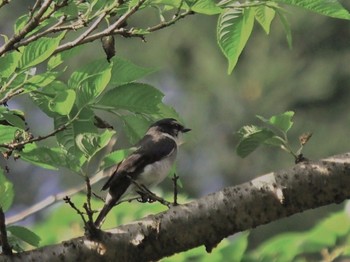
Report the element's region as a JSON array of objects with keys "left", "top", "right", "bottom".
[{"left": 94, "top": 118, "right": 191, "bottom": 227}]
